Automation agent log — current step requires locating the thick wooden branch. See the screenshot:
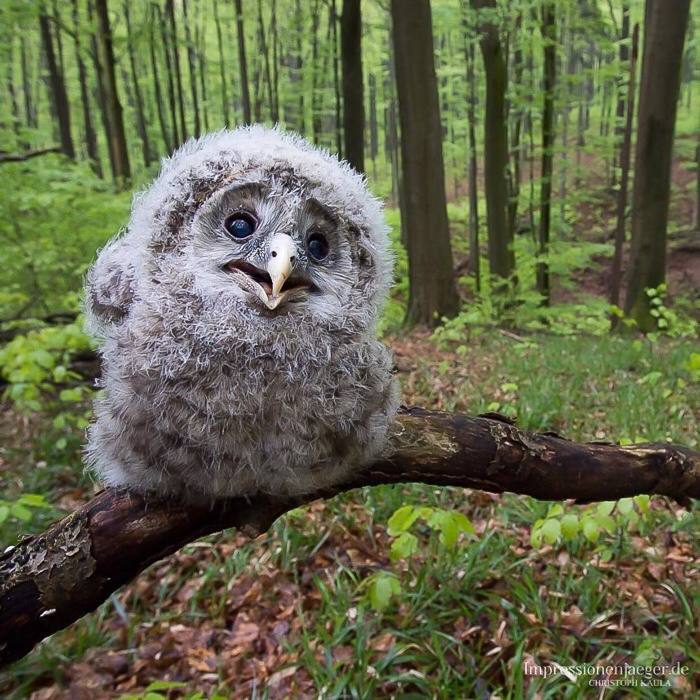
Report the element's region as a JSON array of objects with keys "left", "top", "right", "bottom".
[
  {"left": 0, "top": 147, "right": 62, "bottom": 163},
  {"left": 1, "top": 407, "right": 698, "bottom": 667}
]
